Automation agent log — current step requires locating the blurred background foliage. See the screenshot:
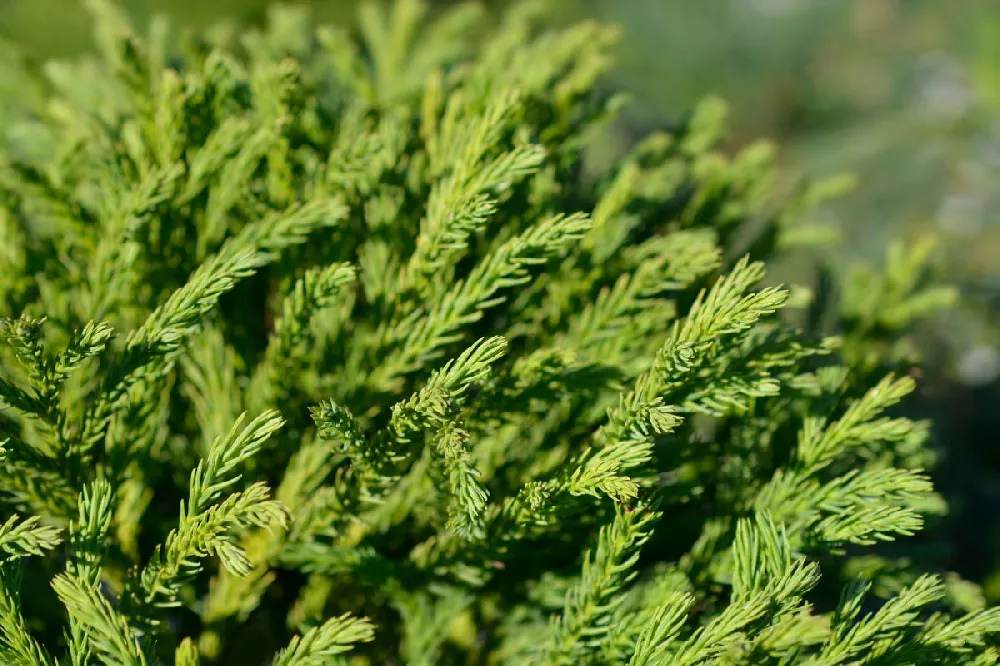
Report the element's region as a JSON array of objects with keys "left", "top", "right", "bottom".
[{"left": 3, "top": 0, "right": 1000, "bottom": 594}]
